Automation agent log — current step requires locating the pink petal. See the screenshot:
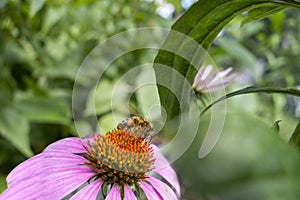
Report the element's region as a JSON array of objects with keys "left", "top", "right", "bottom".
[
  {"left": 193, "top": 66, "right": 236, "bottom": 93},
  {"left": 206, "top": 73, "right": 223, "bottom": 87},
  {"left": 224, "top": 73, "right": 237, "bottom": 82},
  {"left": 151, "top": 145, "right": 181, "bottom": 197},
  {"left": 6, "top": 154, "right": 44, "bottom": 186},
  {"left": 44, "top": 137, "right": 87, "bottom": 153},
  {"left": 139, "top": 181, "right": 162, "bottom": 200},
  {"left": 217, "top": 67, "right": 233, "bottom": 77},
  {"left": 145, "top": 177, "right": 178, "bottom": 200},
  {"left": 106, "top": 184, "right": 121, "bottom": 200},
  {"left": 193, "top": 65, "right": 213, "bottom": 88},
  {"left": 204, "top": 75, "right": 236, "bottom": 92},
  {"left": 206, "top": 68, "right": 235, "bottom": 88},
  {"left": 124, "top": 185, "right": 137, "bottom": 200},
  {"left": 203, "top": 73, "right": 217, "bottom": 86},
  {"left": 8, "top": 138, "right": 90, "bottom": 186},
  {"left": 3, "top": 156, "right": 94, "bottom": 199},
  {"left": 201, "top": 65, "right": 213, "bottom": 80},
  {"left": 2, "top": 138, "right": 95, "bottom": 200},
  {"left": 70, "top": 179, "right": 102, "bottom": 200},
  {"left": 0, "top": 172, "right": 46, "bottom": 200},
  {"left": 193, "top": 66, "right": 206, "bottom": 87}
]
